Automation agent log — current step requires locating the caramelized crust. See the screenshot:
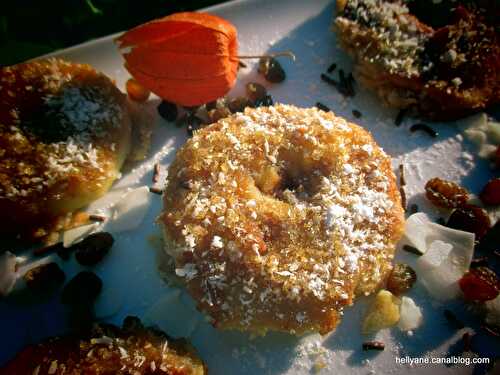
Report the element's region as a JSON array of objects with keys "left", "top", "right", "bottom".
[
  {"left": 161, "top": 105, "right": 405, "bottom": 335},
  {"left": 335, "top": 0, "right": 500, "bottom": 120},
  {"left": 0, "top": 317, "right": 206, "bottom": 375},
  {"left": 0, "top": 58, "right": 132, "bottom": 241}
]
